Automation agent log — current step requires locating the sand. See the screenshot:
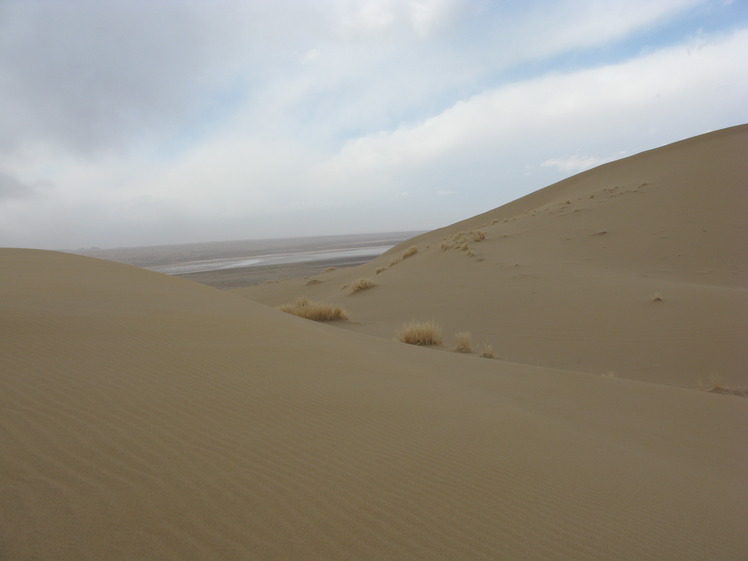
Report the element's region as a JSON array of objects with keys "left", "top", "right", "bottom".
[
  {"left": 2, "top": 125, "right": 747, "bottom": 560},
  {"left": 239, "top": 124, "right": 748, "bottom": 389}
]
